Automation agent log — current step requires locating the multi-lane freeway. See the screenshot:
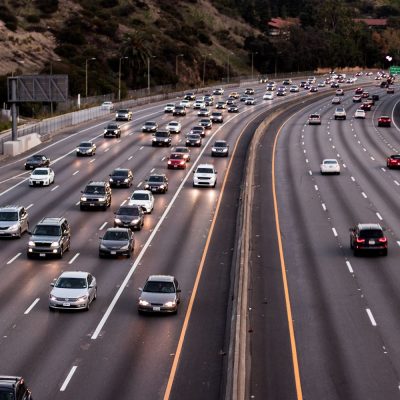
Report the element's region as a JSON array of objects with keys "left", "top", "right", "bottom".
[{"left": 0, "top": 74, "right": 394, "bottom": 399}]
